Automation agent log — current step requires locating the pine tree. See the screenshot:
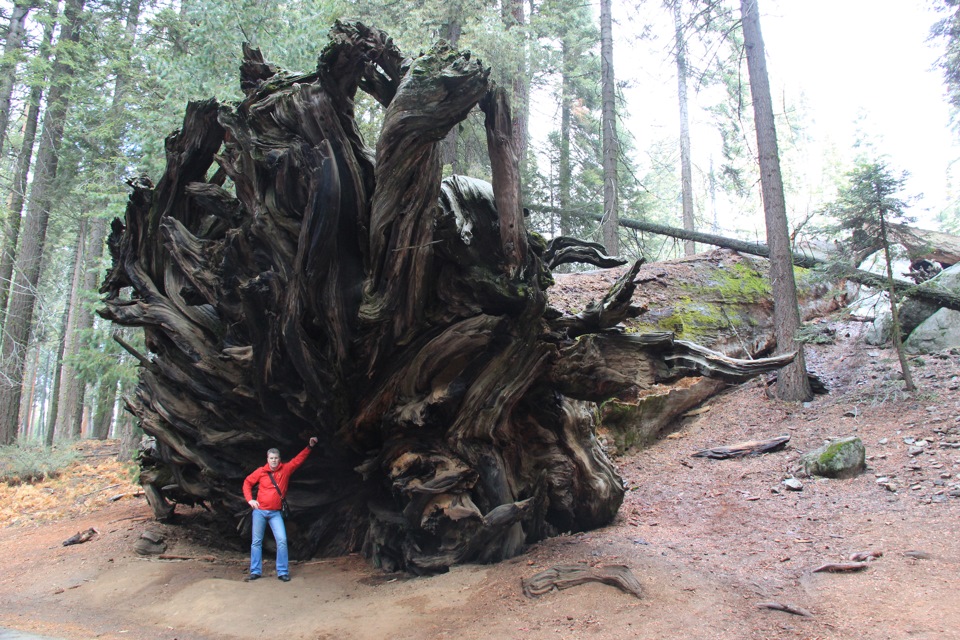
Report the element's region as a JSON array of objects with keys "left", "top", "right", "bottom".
[
  {"left": 824, "top": 161, "right": 917, "bottom": 391},
  {"left": 740, "top": 0, "right": 812, "bottom": 402}
]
